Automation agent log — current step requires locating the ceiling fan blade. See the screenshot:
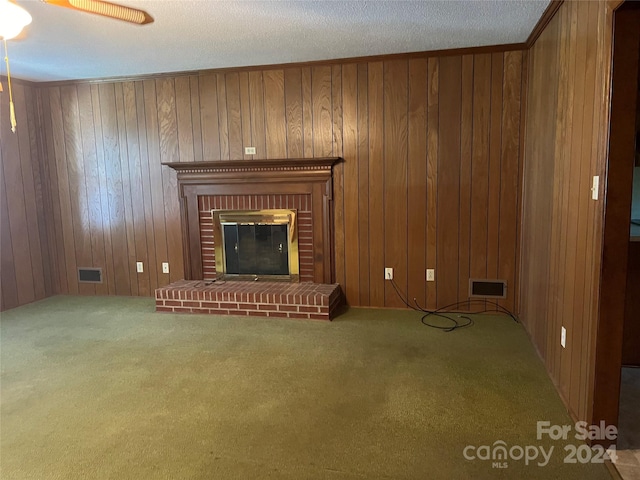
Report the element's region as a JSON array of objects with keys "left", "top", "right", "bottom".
[{"left": 43, "top": 0, "right": 153, "bottom": 25}]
